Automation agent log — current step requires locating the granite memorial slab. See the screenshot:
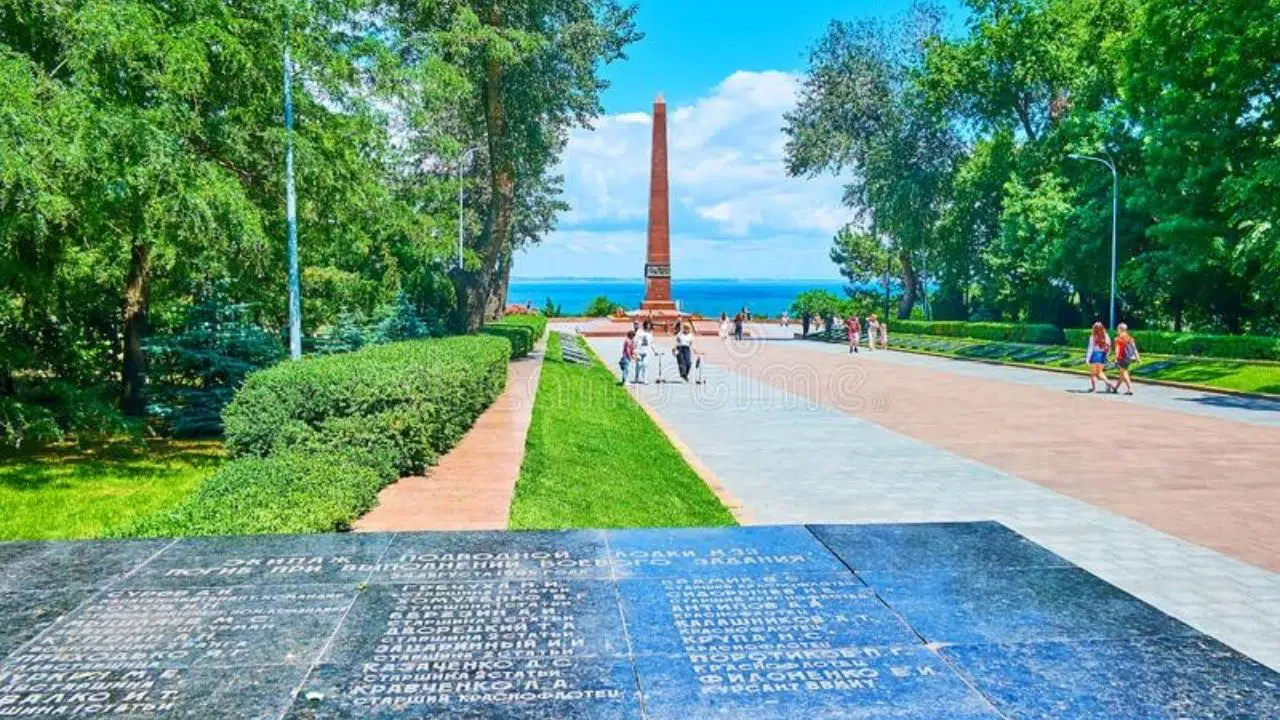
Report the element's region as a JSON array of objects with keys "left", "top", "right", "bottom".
[
  {"left": 0, "top": 523, "right": 1274, "bottom": 719},
  {"left": 607, "top": 526, "right": 848, "bottom": 578},
  {"left": 367, "top": 530, "right": 613, "bottom": 584},
  {"left": 616, "top": 575, "right": 918, "bottom": 656},
  {"left": 0, "top": 589, "right": 95, "bottom": 660},
  {"left": 809, "top": 521, "right": 1073, "bottom": 572},
  {"left": 129, "top": 533, "right": 394, "bottom": 589},
  {"left": 858, "top": 565, "right": 1200, "bottom": 645},
  {"left": 0, "top": 538, "right": 169, "bottom": 592},
  {"left": 631, "top": 645, "right": 1002, "bottom": 719},
  {"left": 941, "top": 636, "right": 1280, "bottom": 718}
]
